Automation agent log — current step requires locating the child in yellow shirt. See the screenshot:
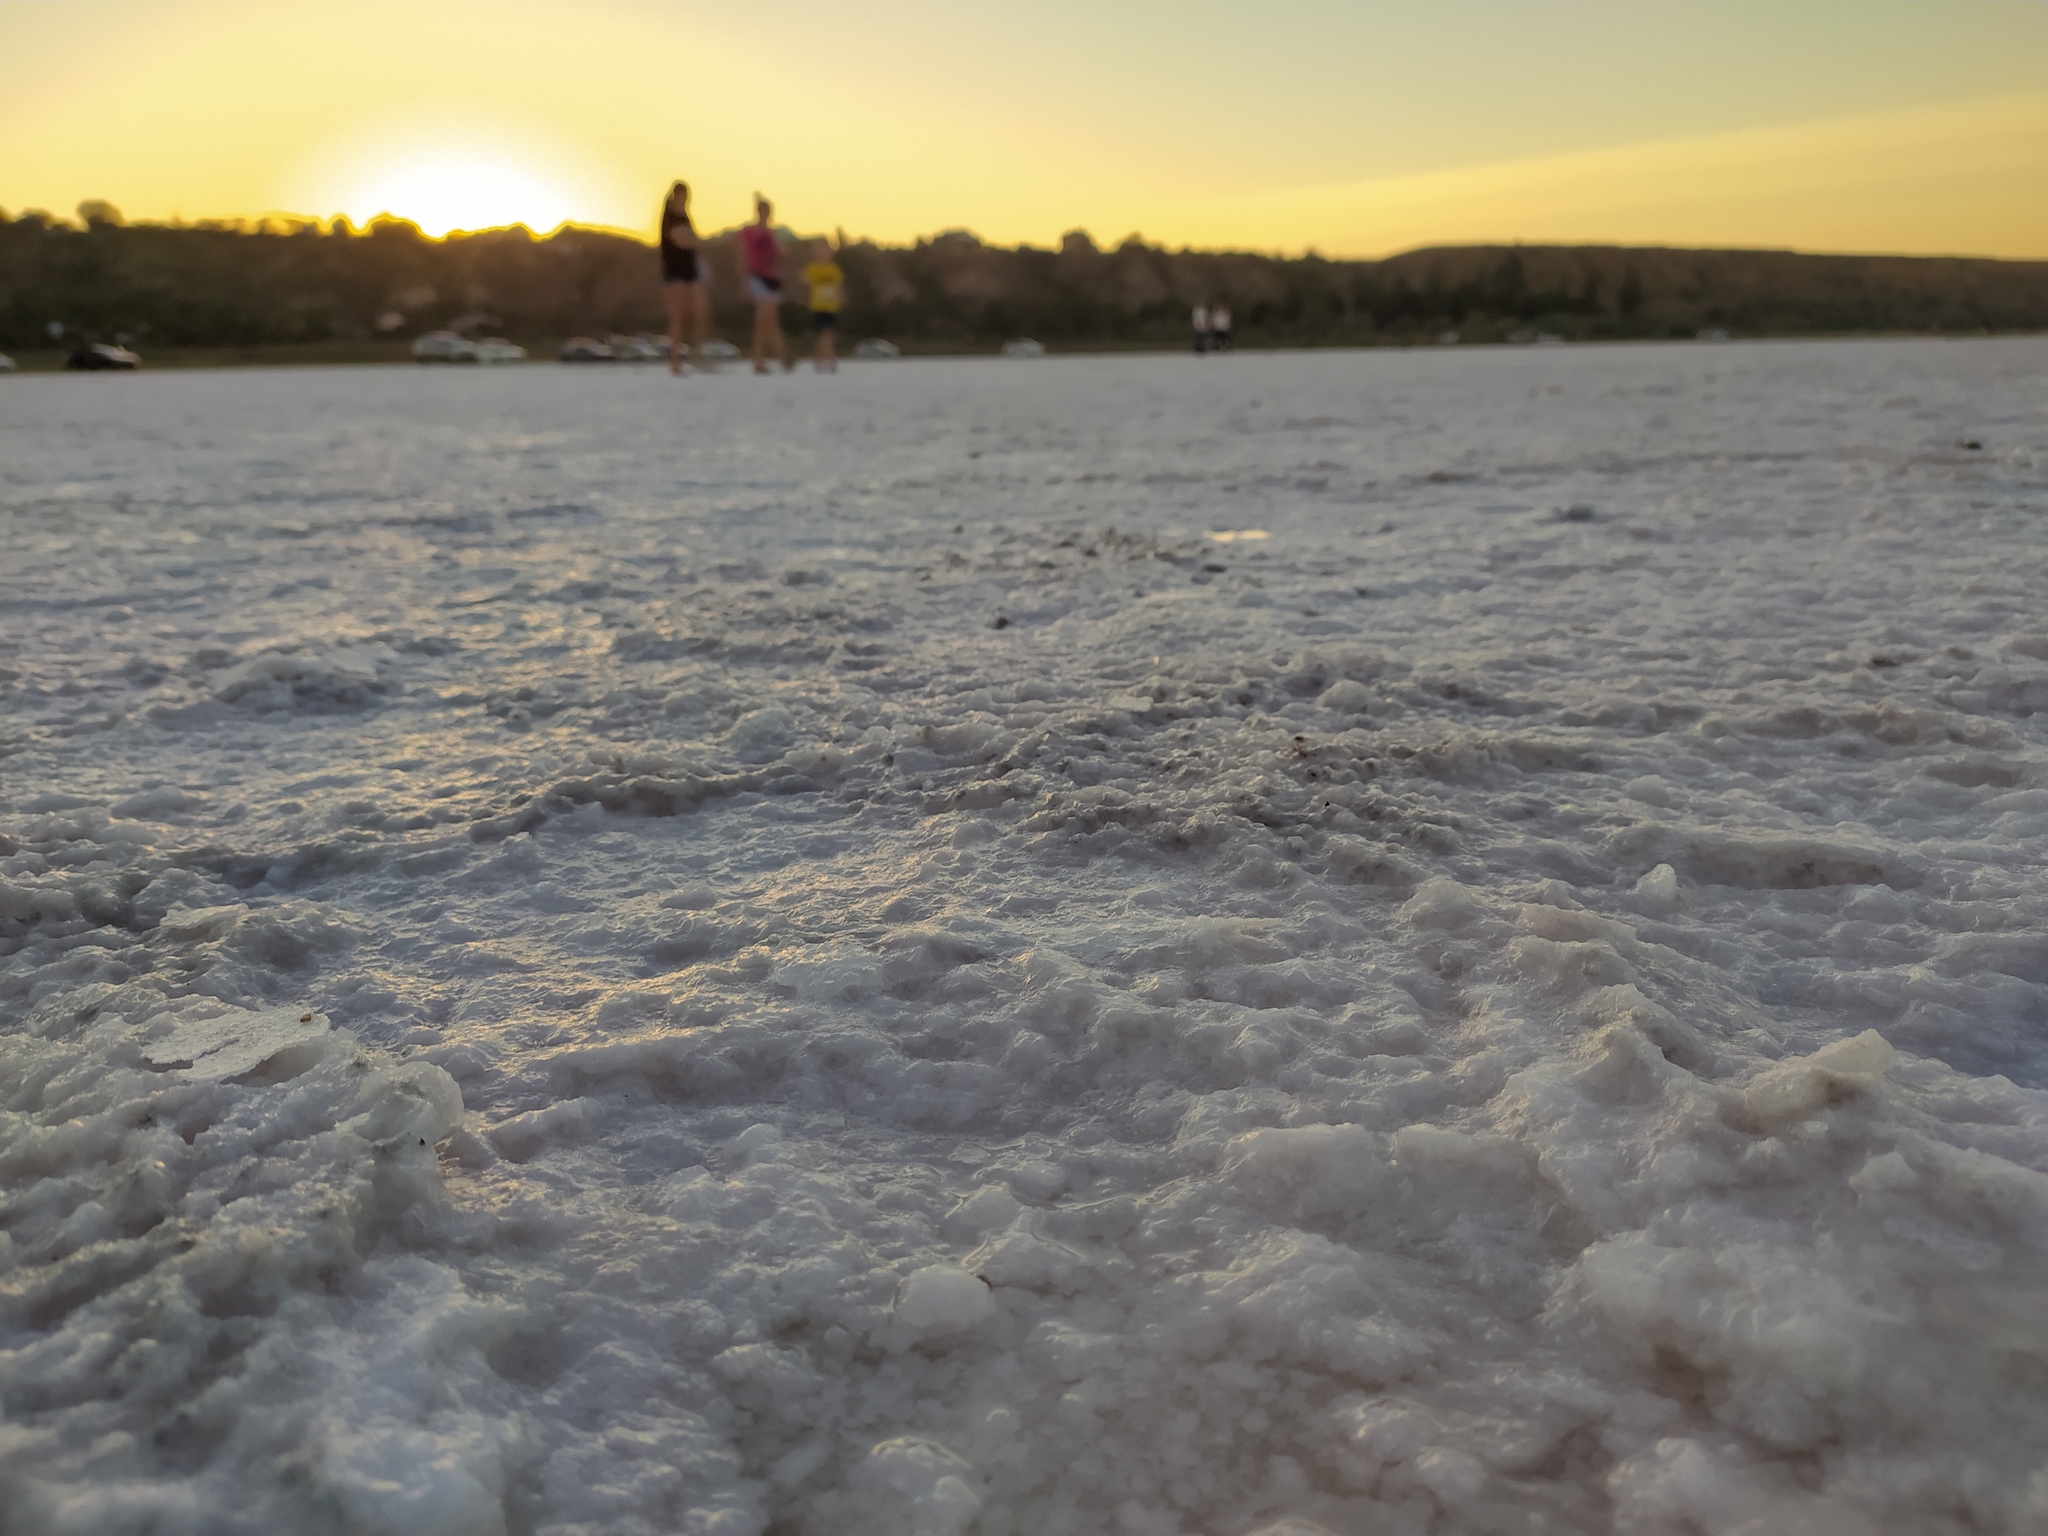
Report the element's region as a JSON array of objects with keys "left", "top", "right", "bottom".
[{"left": 803, "top": 242, "right": 844, "bottom": 373}]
